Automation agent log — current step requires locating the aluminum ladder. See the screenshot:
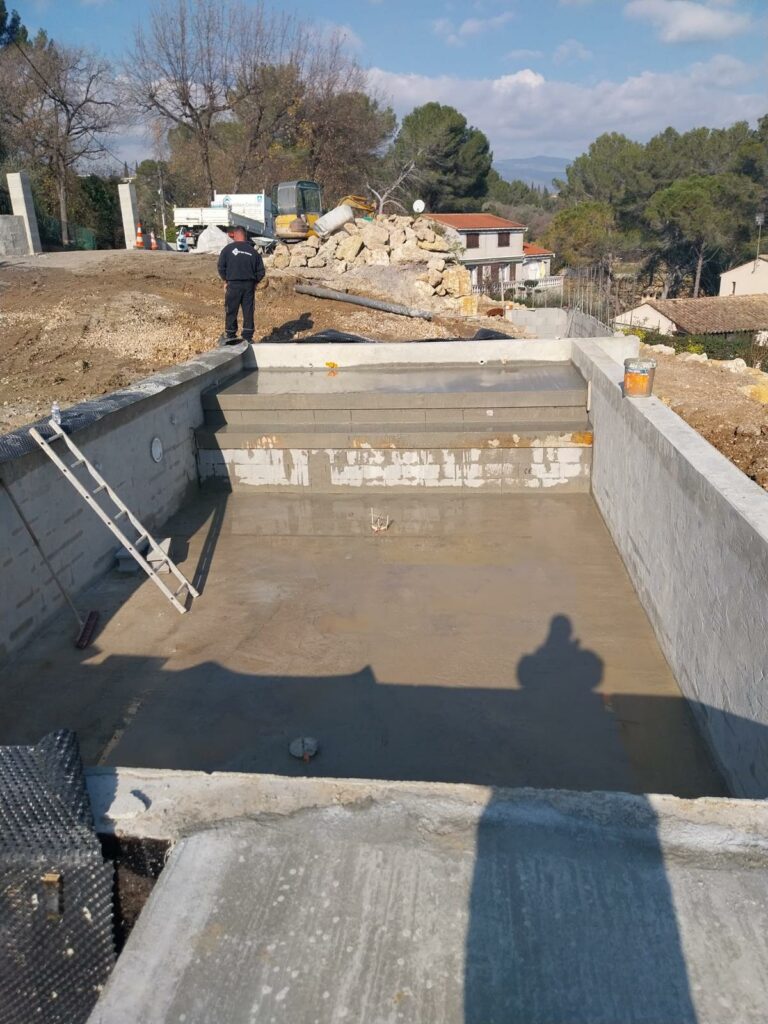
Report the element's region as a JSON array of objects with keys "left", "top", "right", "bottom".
[{"left": 29, "top": 421, "right": 199, "bottom": 614}]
